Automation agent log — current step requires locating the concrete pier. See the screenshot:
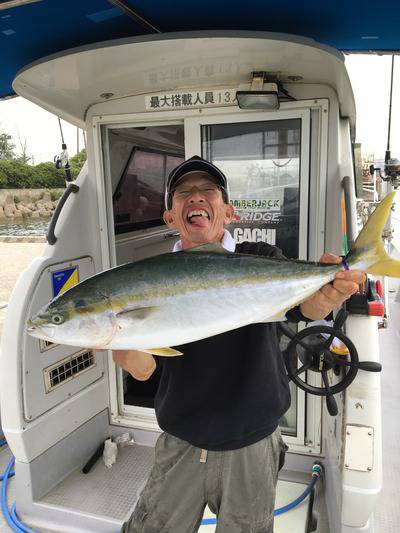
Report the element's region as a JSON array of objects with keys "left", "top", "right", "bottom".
[{"left": 0, "top": 240, "right": 45, "bottom": 337}]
